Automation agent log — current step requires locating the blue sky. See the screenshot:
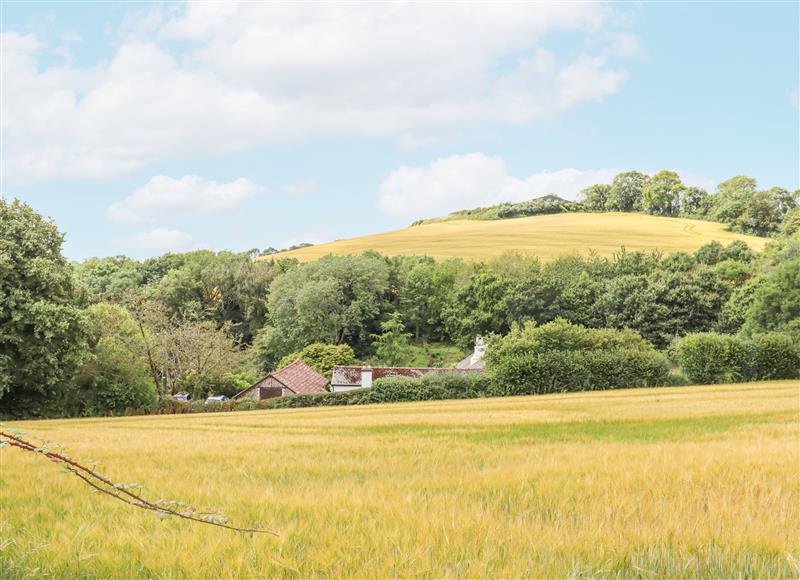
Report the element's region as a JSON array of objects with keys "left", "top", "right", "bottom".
[{"left": 2, "top": 1, "right": 798, "bottom": 261}]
